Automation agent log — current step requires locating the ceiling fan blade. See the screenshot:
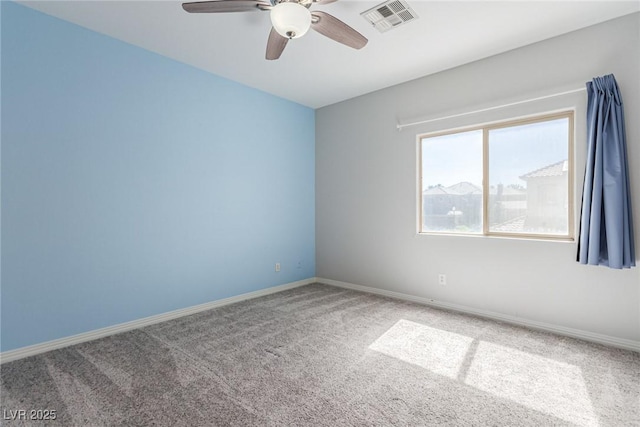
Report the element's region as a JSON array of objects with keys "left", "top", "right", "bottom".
[
  {"left": 182, "top": 0, "right": 269, "bottom": 13},
  {"left": 311, "top": 11, "right": 367, "bottom": 50},
  {"left": 313, "top": 0, "right": 339, "bottom": 4},
  {"left": 266, "top": 27, "right": 288, "bottom": 60}
]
